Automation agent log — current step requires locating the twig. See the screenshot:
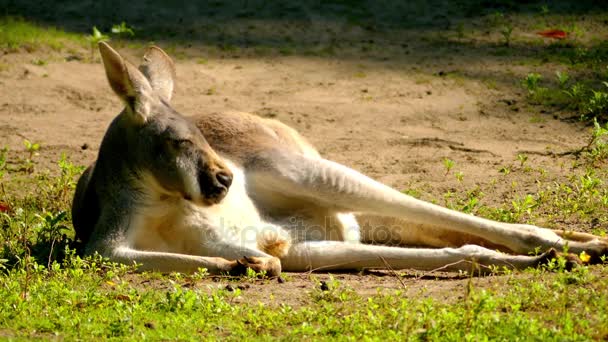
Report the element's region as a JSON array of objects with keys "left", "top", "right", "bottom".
[
  {"left": 378, "top": 256, "right": 407, "bottom": 290},
  {"left": 391, "top": 137, "right": 498, "bottom": 156},
  {"left": 448, "top": 145, "right": 498, "bottom": 156}
]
